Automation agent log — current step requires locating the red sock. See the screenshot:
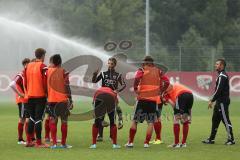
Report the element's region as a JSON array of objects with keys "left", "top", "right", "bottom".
[
  {"left": 25, "top": 122, "right": 32, "bottom": 143},
  {"left": 18, "top": 122, "right": 24, "bottom": 140},
  {"left": 31, "top": 132, "right": 35, "bottom": 141},
  {"left": 36, "top": 139, "right": 42, "bottom": 145},
  {"left": 154, "top": 121, "right": 162, "bottom": 140},
  {"left": 144, "top": 133, "right": 152, "bottom": 144},
  {"left": 92, "top": 124, "right": 98, "bottom": 145},
  {"left": 50, "top": 121, "right": 57, "bottom": 145},
  {"left": 182, "top": 121, "right": 189, "bottom": 144},
  {"left": 45, "top": 118, "right": 50, "bottom": 139},
  {"left": 61, "top": 123, "right": 68, "bottom": 145},
  {"left": 26, "top": 134, "right": 32, "bottom": 143},
  {"left": 26, "top": 127, "right": 35, "bottom": 142},
  {"left": 129, "top": 128, "right": 136, "bottom": 143},
  {"left": 25, "top": 122, "right": 35, "bottom": 142},
  {"left": 110, "top": 125, "right": 117, "bottom": 144},
  {"left": 174, "top": 123, "right": 180, "bottom": 144}
]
